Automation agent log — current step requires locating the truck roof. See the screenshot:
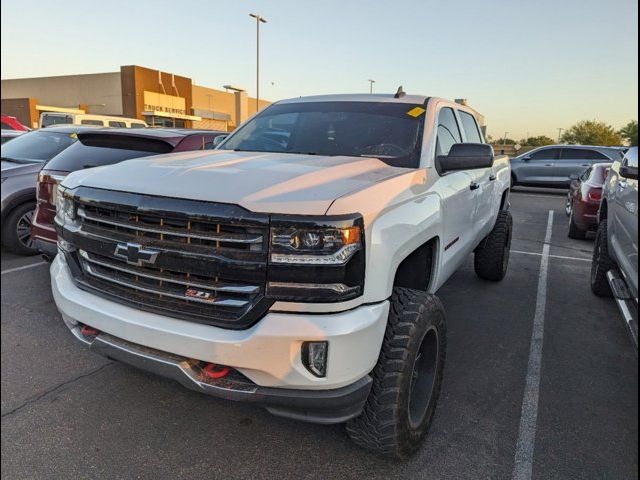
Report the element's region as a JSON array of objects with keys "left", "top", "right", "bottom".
[{"left": 276, "top": 93, "right": 431, "bottom": 105}]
